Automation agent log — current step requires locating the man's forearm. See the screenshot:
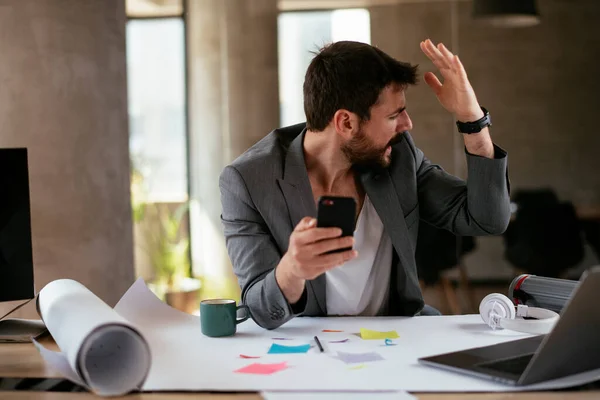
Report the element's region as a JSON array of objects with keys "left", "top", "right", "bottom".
[
  {"left": 275, "top": 254, "right": 306, "bottom": 304},
  {"left": 463, "top": 128, "right": 494, "bottom": 159}
]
